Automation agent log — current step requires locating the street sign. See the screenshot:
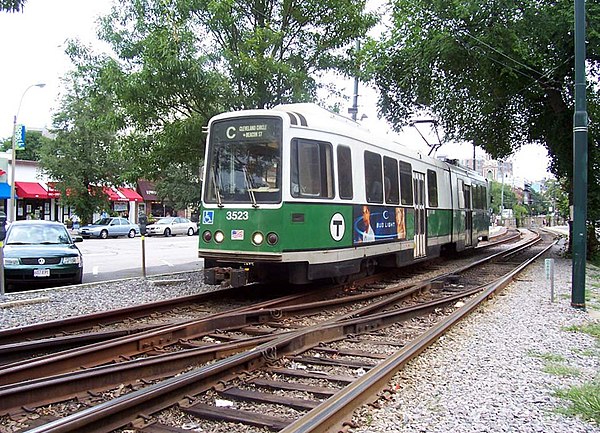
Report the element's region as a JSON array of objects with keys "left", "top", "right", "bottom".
[{"left": 15, "top": 124, "right": 26, "bottom": 150}]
